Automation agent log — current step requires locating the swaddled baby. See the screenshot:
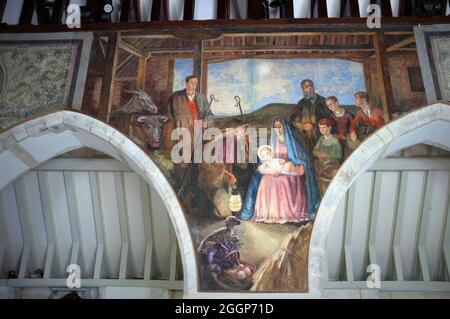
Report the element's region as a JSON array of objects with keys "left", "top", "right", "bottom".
[{"left": 257, "top": 145, "right": 295, "bottom": 175}]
